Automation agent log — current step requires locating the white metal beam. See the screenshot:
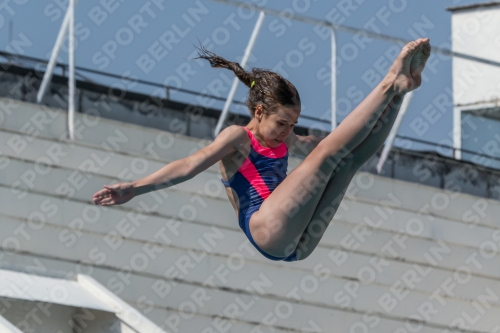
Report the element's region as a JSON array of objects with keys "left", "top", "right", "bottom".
[
  {"left": 36, "top": 9, "right": 70, "bottom": 104},
  {"left": 36, "top": 1, "right": 79, "bottom": 104},
  {"left": 0, "top": 314, "right": 23, "bottom": 333},
  {"left": 331, "top": 27, "right": 337, "bottom": 131},
  {"left": 453, "top": 106, "right": 462, "bottom": 160},
  {"left": 376, "top": 91, "right": 414, "bottom": 174},
  {"left": 68, "top": 0, "right": 75, "bottom": 140},
  {"left": 209, "top": 0, "right": 500, "bottom": 68},
  {"left": 77, "top": 274, "right": 167, "bottom": 333},
  {"left": 214, "top": 11, "right": 265, "bottom": 137}
]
